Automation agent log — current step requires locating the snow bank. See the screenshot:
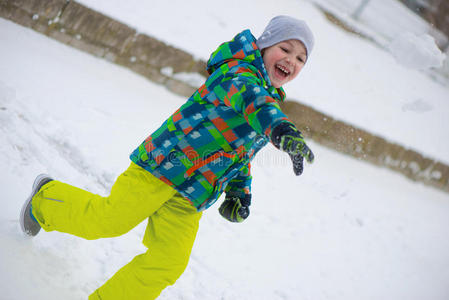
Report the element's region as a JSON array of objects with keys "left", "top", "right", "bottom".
[{"left": 388, "top": 32, "right": 446, "bottom": 70}]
